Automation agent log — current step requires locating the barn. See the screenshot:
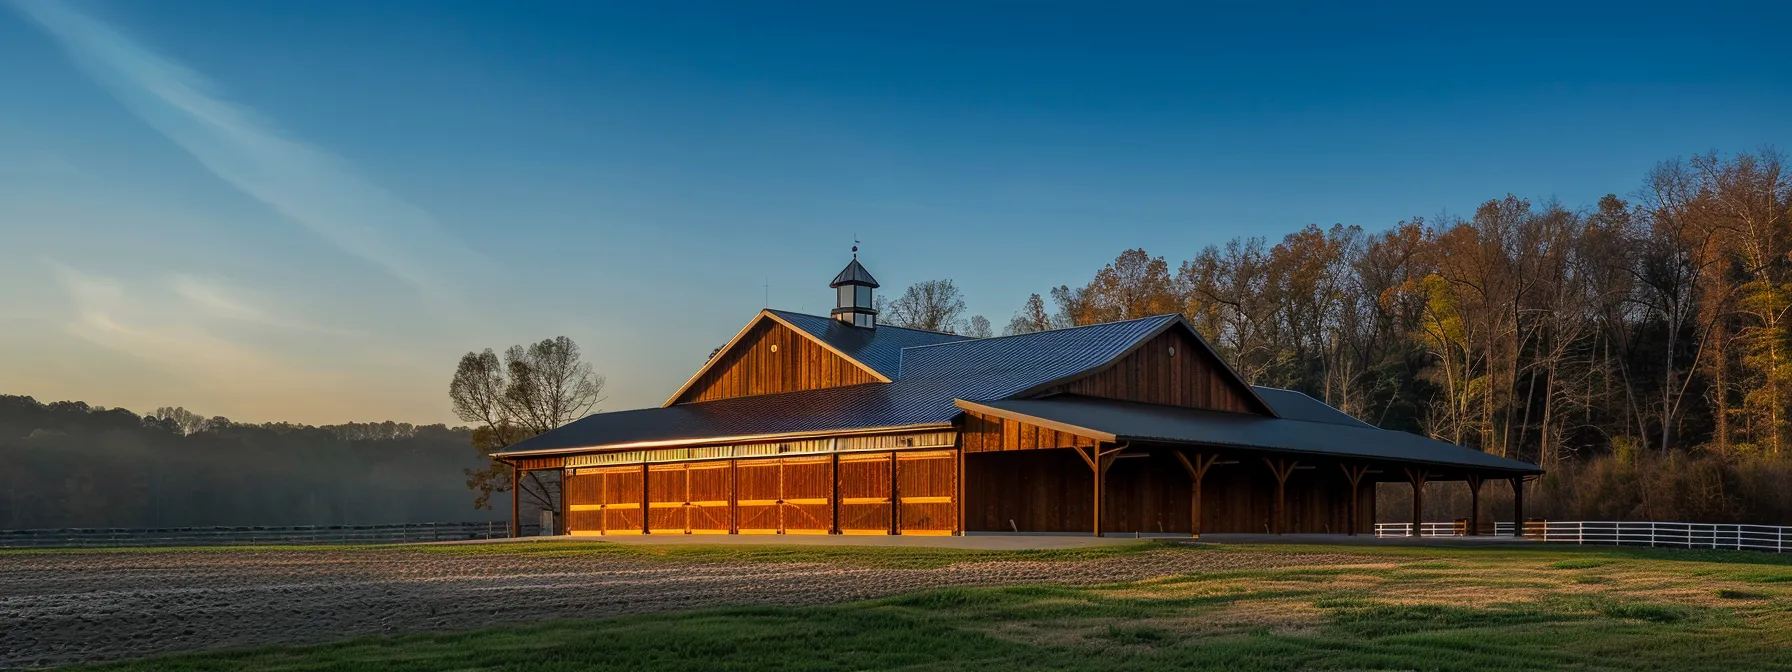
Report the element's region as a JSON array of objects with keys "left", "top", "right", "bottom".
[{"left": 496, "top": 254, "right": 1542, "bottom": 537}]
